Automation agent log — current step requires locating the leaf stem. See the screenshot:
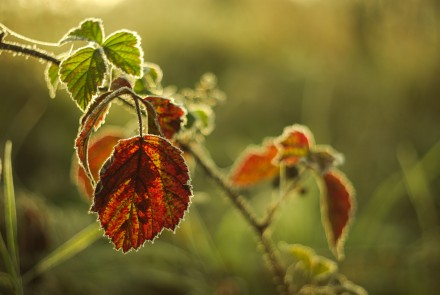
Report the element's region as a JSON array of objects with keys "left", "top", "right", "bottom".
[
  {"left": 133, "top": 95, "right": 143, "bottom": 137},
  {"left": 180, "top": 141, "right": 292, "bottom": 295}
]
